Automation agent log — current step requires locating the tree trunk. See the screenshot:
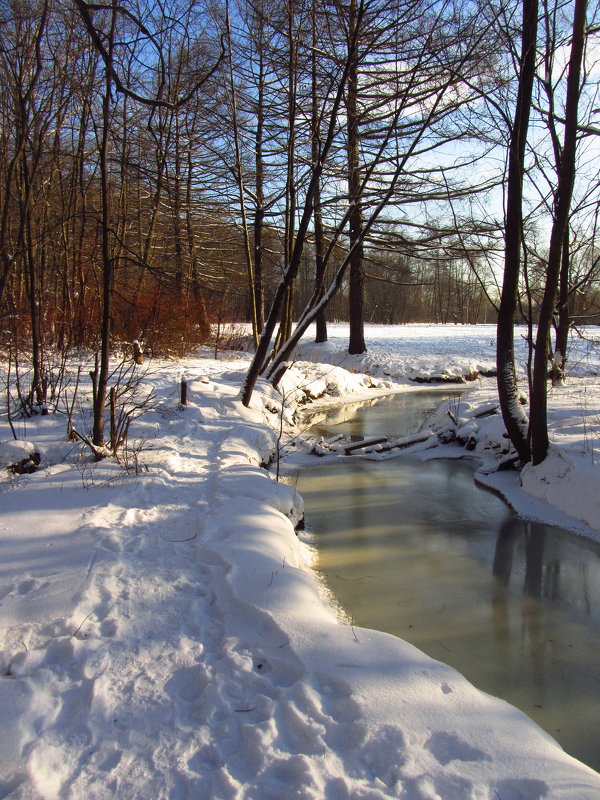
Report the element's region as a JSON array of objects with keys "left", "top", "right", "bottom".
[
  {"left": 552, "top": 235, "right": 571, "bottom": 381},
  {"left": 530, "top": 0, "right": 586, "bottom": 465},
  {"left": 92, "top": 9, "right": 117, "bottom": 450},
  {"left": 311, "top": 0, "right": 327, "bottom": 343},
  {"left": 346, "top": 0, "right": 366, "bottom": 355},
  {"left": 225, "top": 1, "right": 259, "bottom": 349},
  {"left": 240, "top": 45, "right": 355, "bottom": 406},
  {"left": 278, "top": 0, "right": 298, "bottom": 349},
  {"left": 254, "top": 36, "right": 266, "bottom": 333},
  {"left": 496, "top": 0, "right": 538, "bottom": 463}
]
